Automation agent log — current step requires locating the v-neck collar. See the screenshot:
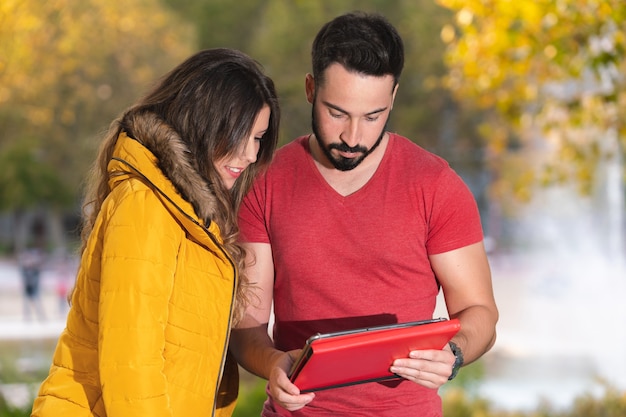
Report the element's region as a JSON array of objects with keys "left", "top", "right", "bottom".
[{"left": 303, "top": 133, "right": 394, "bottom": 201}]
